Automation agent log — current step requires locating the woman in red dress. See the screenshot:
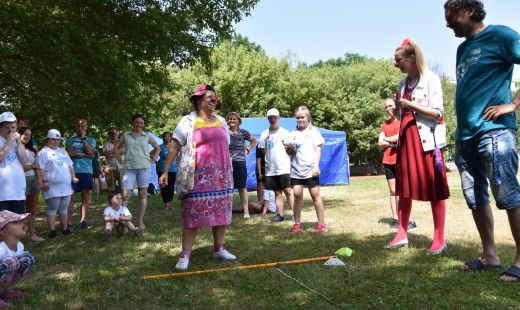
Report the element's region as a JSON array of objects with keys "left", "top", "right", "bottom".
[{"left": 385, "top": 39, "right": 449, "bottom": 255}]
